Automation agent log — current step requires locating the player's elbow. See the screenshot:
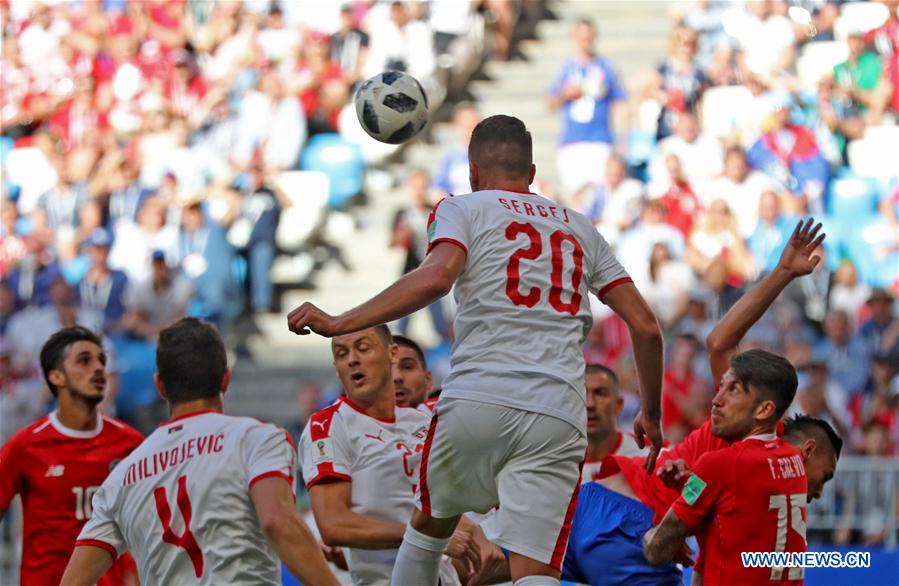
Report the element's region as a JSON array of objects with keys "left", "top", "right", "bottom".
[
  {"left": 317, "top": 522, "right": 342, "bottom": 547},
  {"left": 421, "top": 264, "right": 454, "bottom": 297},
  {"left": 258, "top": 507, "right": 295, "bottom": 539},
  {"left": 630, "top": 312, "right": 663, "bottom": 344},
  {"left": 705, "top": 330, "right": 727, "bottom": 355}
]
